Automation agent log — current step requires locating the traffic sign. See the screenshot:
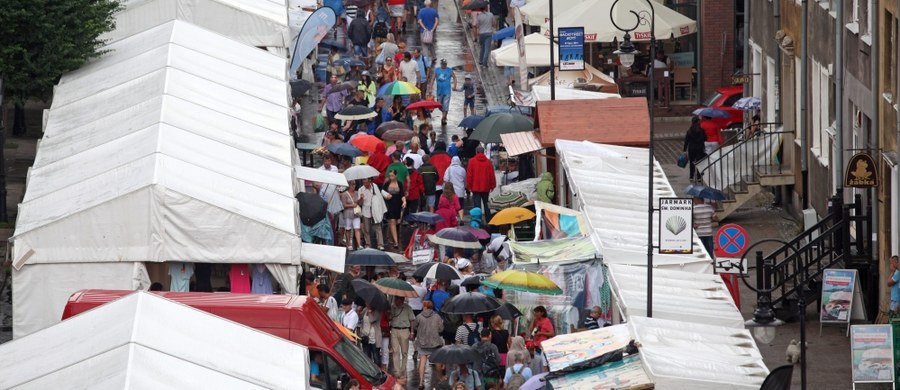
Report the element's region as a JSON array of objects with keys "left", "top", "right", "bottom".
[{"left": 714, "top": 223, "right": 749, "bottom": 258}]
